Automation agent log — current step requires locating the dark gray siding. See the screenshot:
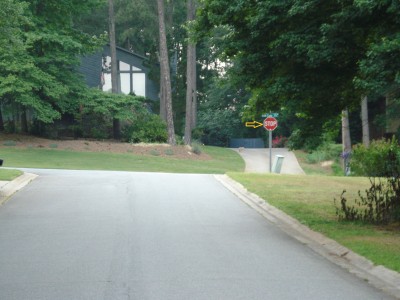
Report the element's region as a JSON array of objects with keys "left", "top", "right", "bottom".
[{"left": 79, "top": 52, "right": 102, "bottom": 88}]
